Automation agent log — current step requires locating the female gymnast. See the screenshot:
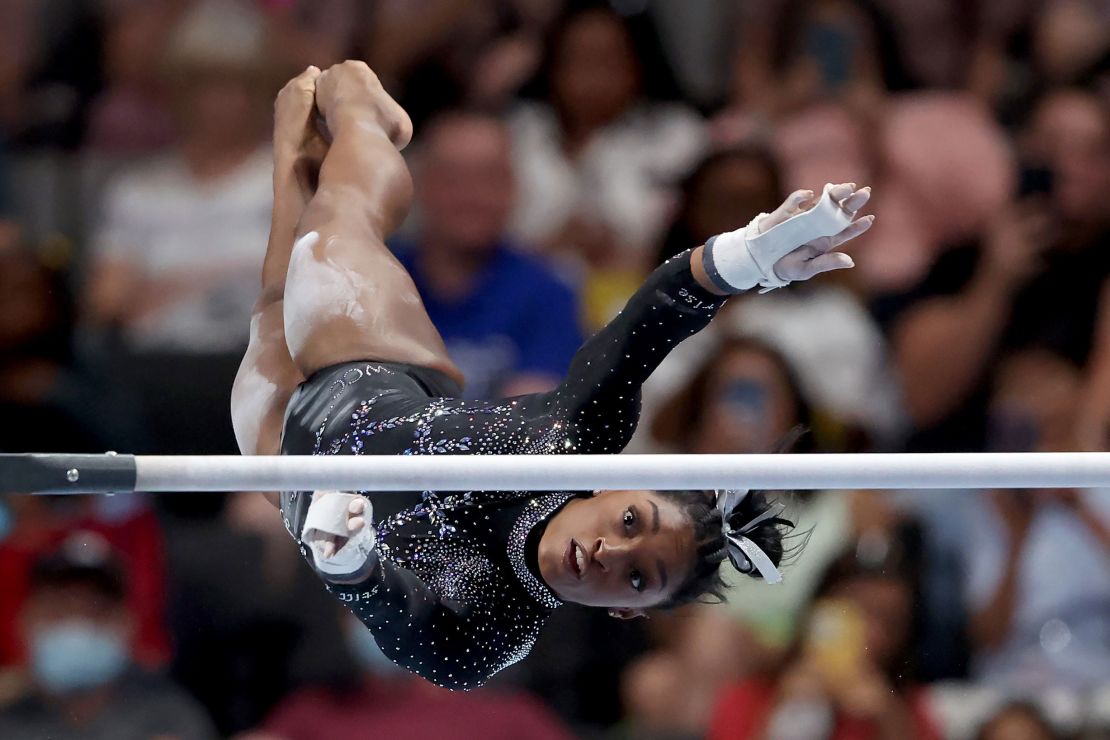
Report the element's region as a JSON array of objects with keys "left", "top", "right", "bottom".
[{"left": 230, "top": 62, "right": 874, "bottom": 690}]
